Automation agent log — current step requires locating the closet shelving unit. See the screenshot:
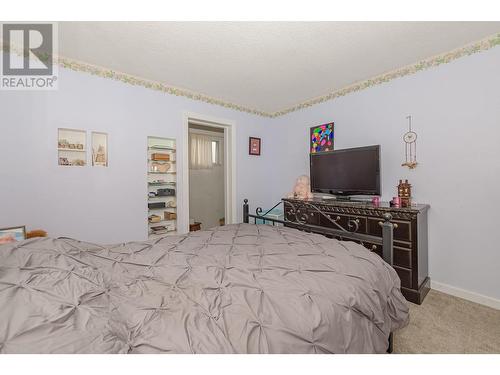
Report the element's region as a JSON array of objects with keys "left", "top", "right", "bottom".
[{"left": 147, "top": 136, "right": 177, "bottom": 239}]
